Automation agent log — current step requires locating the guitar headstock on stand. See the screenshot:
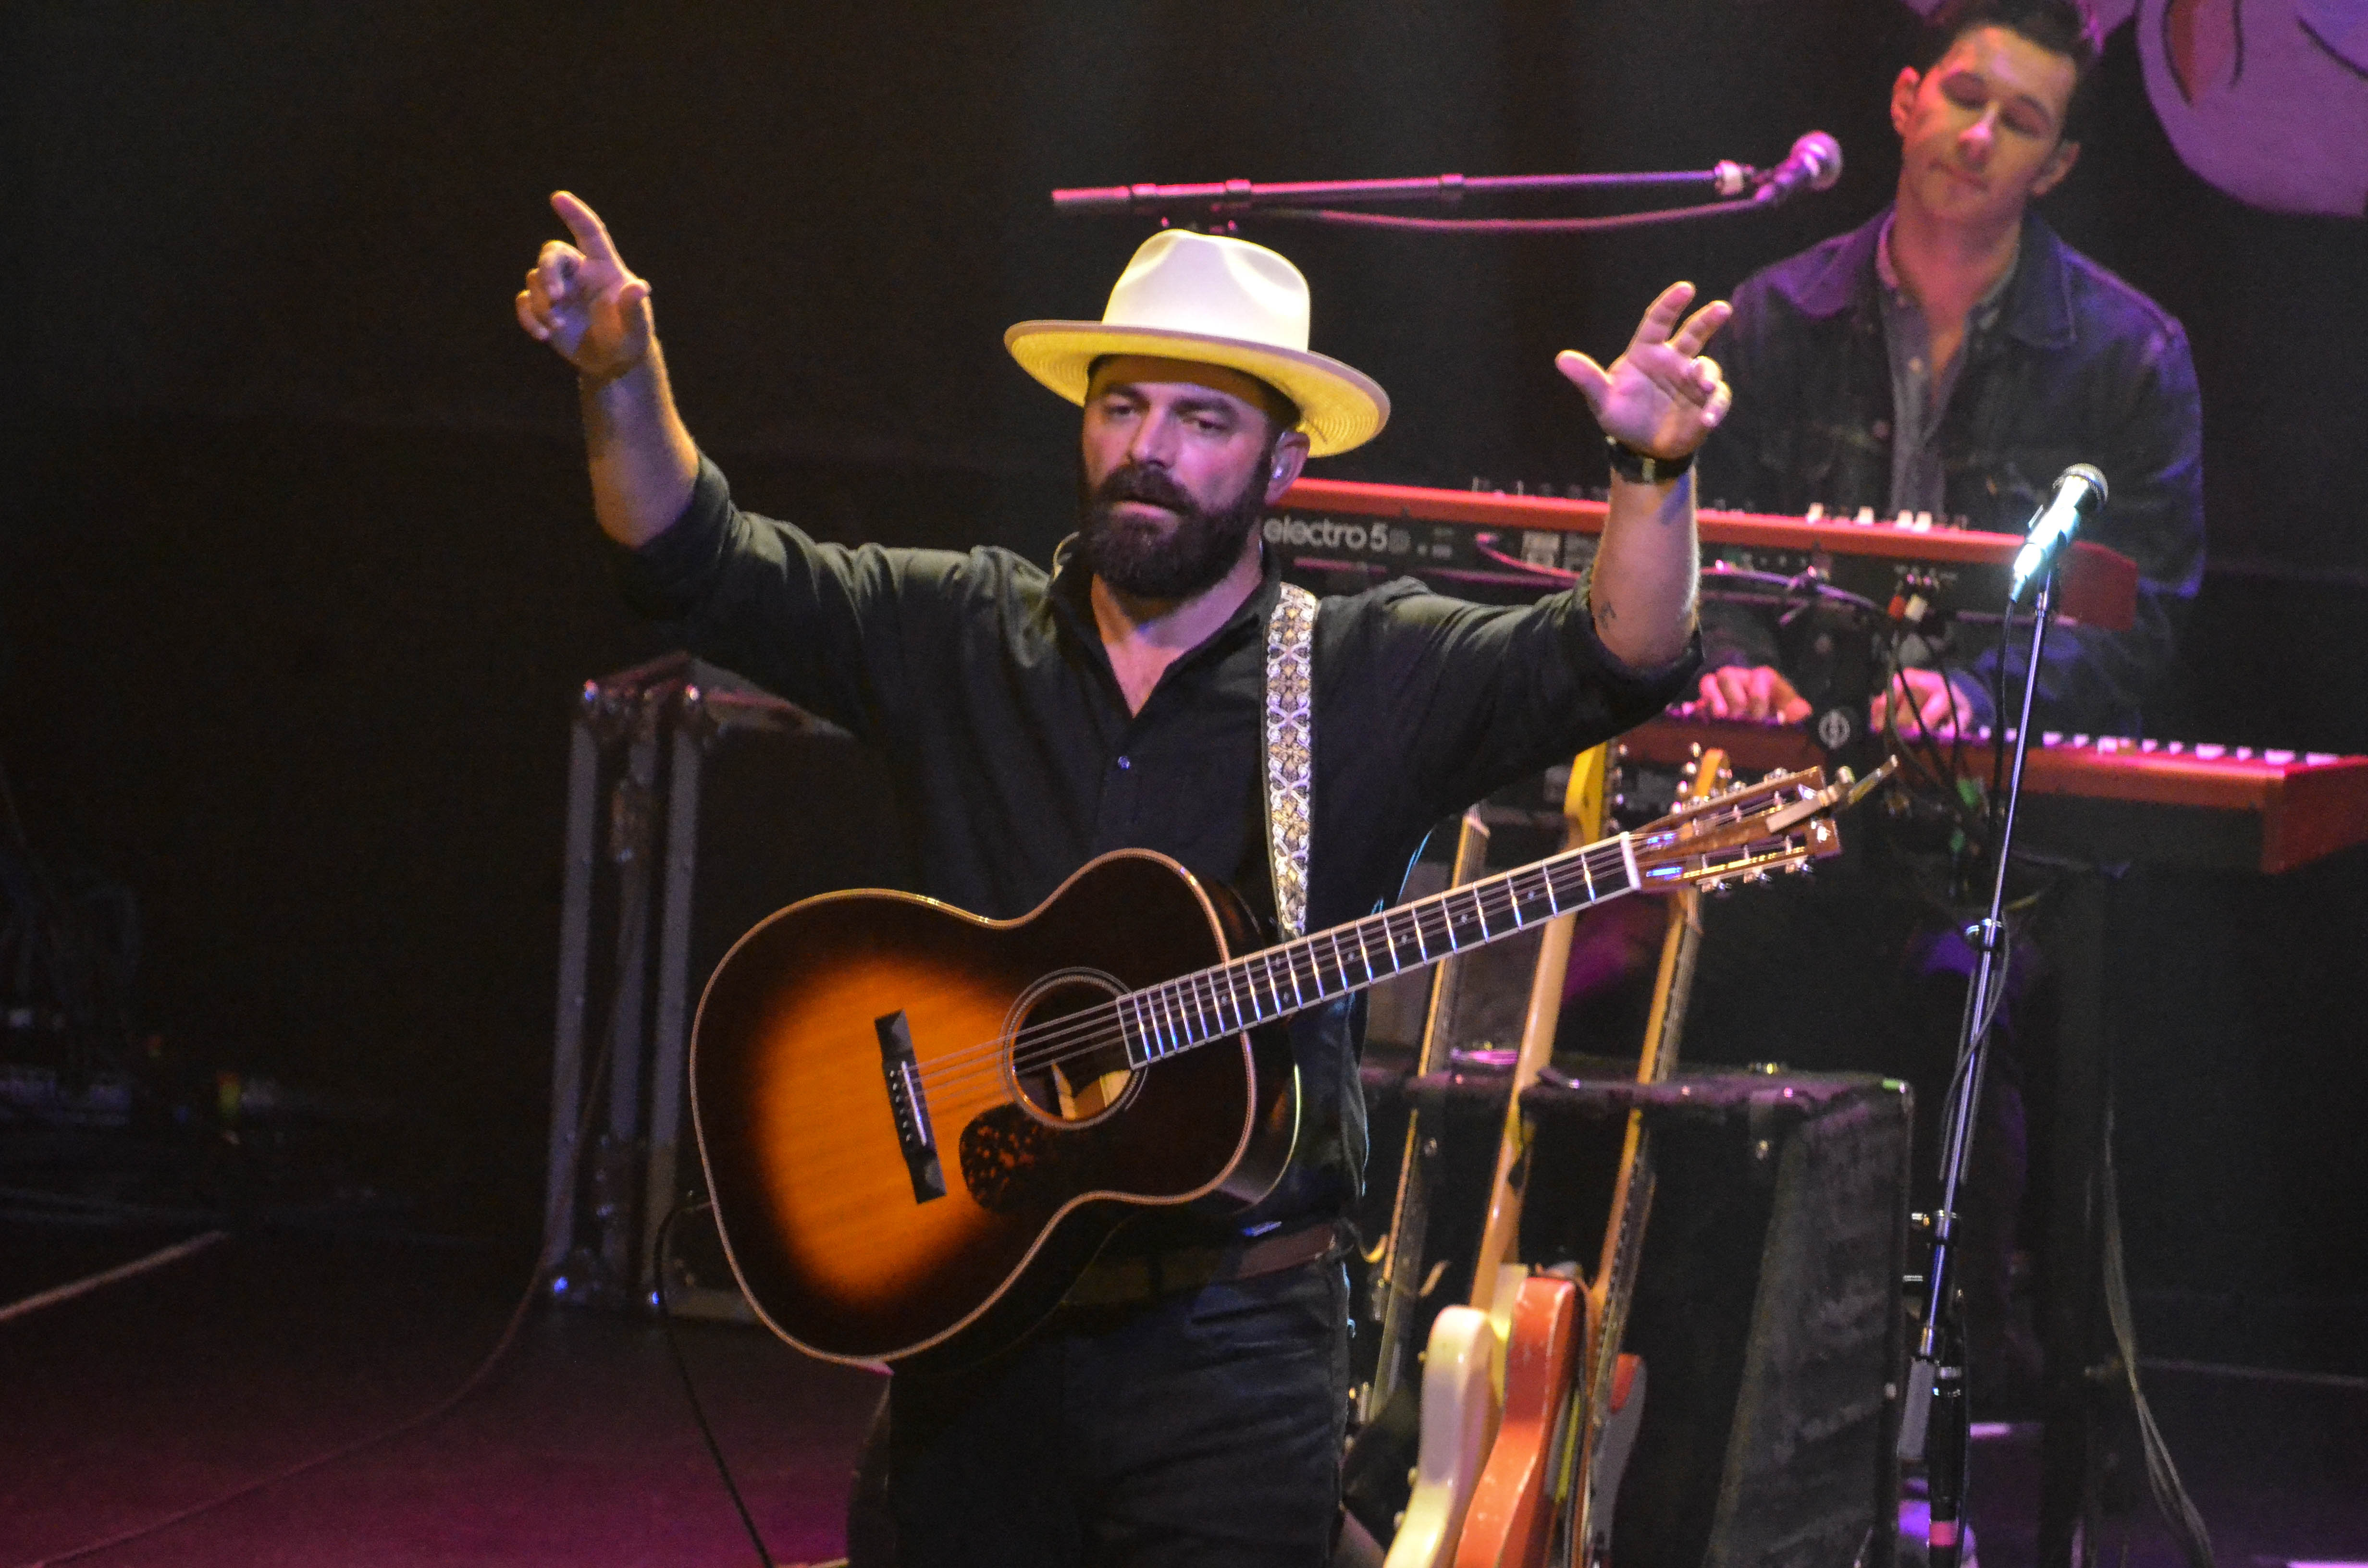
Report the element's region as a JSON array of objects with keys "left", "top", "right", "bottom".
[{"left": 1629, "top": 756, "right": 1900, "bottom": 894}]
